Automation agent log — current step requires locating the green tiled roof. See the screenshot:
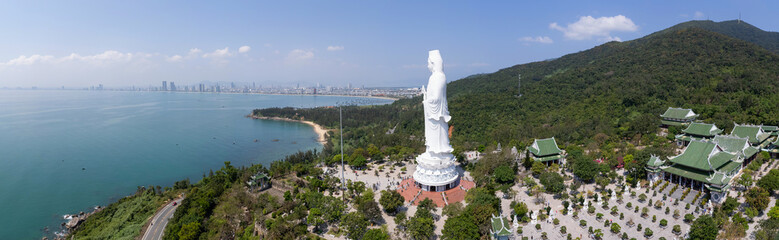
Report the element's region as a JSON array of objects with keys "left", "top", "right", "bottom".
[
  {"left": 710, "top": 135, "right": 759, "bottom": 159},
  {"left": 761, "top": 125, "right": 778, "bottom": 132},
  {"left": 662, "top": 165, "right": 712, "bottom": 183},
  {"left": 490, "top": 215, "right": 512, "bottom": 236},
  {"left": 668, "top": 140, "right": 735, "bottom": 171},
  {"left": 731, "top": 124, "right": 770, "bottom": 145},
  {"left": 660, "top": 107, "right": 697, "bottom": 120},
  {"left": 718, "top": 161, "right": 742, "bottom": 173},
  {"left": 528, "top": 137, "right": 562, "bottom": 157},
  {"left": 682, "top": 122, "right": 722, "bottom": 137},
  {"left": 647, "top": 155, "right": 665, "bottom": 168}
]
